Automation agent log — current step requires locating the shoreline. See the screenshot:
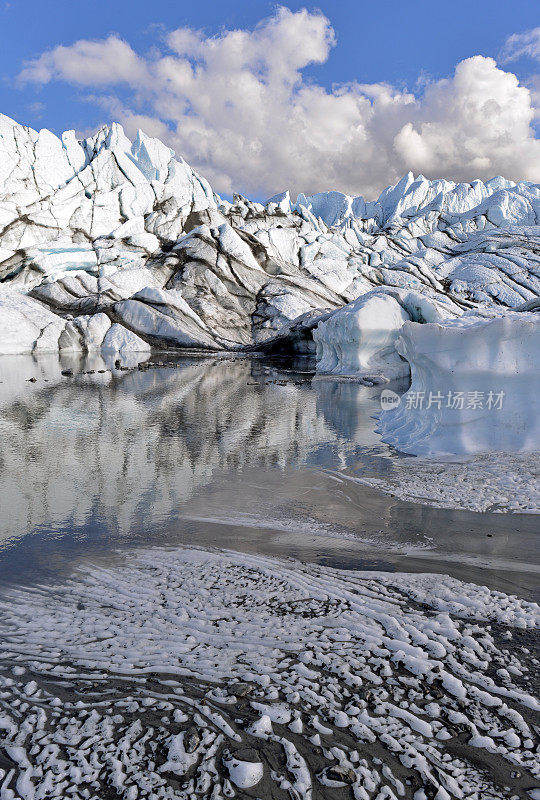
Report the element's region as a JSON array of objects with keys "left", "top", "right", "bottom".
[{"left": 0, "top": 545, "right": 538, "bottom": 799}]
